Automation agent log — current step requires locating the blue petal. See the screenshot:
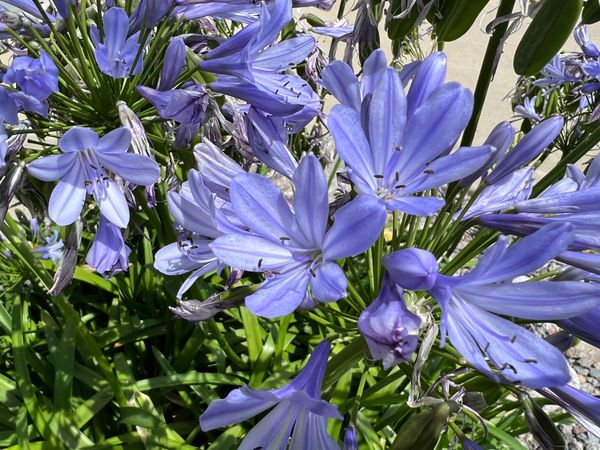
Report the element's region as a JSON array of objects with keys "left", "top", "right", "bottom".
[
  {"left": 27, "top": 153, "right": 78, "bottom": 182},
  {"left": 154, "top": 242, "right": 205, "bottom": 276},
  {"left": 309, "top": 262, "right": 347, "bottom": 302},
  {"left": 361, "top": 49, "right": 387, "bottom": 97},
  {"left": 487, "top": 116, "right": 563, "bottom": 184},
  {"left": 559, "top": 305, "right": 600, "bottom": 348},
  {"left": 158, "top": 37, "right": 187, "bottom": 91},
  {"left": 447, "top": 299, "right": 570, "bottom": 388},
  {"left": 245, "top": 265, "right": 309, "bottom": 317},
  {"left": 465, "top": 222, "right": 573, "bottom": 284},
  {"left": 402, "top": 145, "right": 493, "bottom": 194},
  {"left": 246, "top": 107, "right": 297, "bottom": 179},
  {"left": 210, "top": 234, "right": 293, "bottom": 271},
  {"left": 321, "top": 60, "right": 361, "bottom": 111},
  {"left": 95, "top": 128, "right": 132, "bottom": 154},
  {"left": 406, "top": 51, "right": 447, "bottom": 117},
  {"left": 327, "top": 105, "right": 376, "bottom": 192},
  {"left": 293, "top": 154, "right": 328, "bottom": 248},
  {"left": 199, "top": 384, "right": 281, "bottom": 431},
  {"left": 289, "top": 409, "right": 341, "bottom": 450},
  {"left": 367, "top": 68, "right": 406, "bottom": 176},
  {"left": 238, "top": 400, "right": 299, "bottom": 450},
  {"left": 460, "top": 167, "right": 534, "bottom": 220},
  {"left": 458, "top": 281, "right": 600, "bottom": 320},
  {"left": 48, "top": 160, "right": 86, "bottom": 226},
  {"left": 539, "top": 385, "right": 600, "bottom": 438},
  {"left": 92, "top": 178, "right": 130, "bottom": 228},
  {"left": 253, "top": 35, "right": 315, "bottom": 71},
  {"left": 388, "top": 82, "right": 473, "bottom": 182},
  {"left": 322, "top": 195, "right": 386, "bottom": 260},
  {"left": 96, "top": 152, "right": 160, "bottom": 186},
  {"left": 230, "top": 173, "right": 296, "bottom": 243},
  {"left": 59, "top": 127, "right": 99, "bottom": 153},
  {"left": 386, "top": 196, "right": 445, "bottom": 216}
]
